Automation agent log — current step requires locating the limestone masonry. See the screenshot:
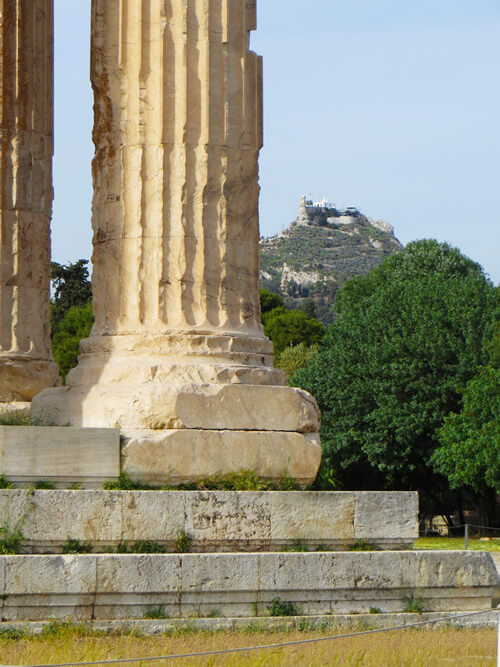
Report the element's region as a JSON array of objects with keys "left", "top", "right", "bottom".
[
  {"left": 0, "top": 0, "right": 59, "bottom": 400},
  {"left": 31, "top": 0, "right": 322, "bottom": 485},
  {"left": 0, "top": 551, "right": 496, "bottom": 621},
  {"left": 0, "top": 490, "right": 418, "bottom": 552}
]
